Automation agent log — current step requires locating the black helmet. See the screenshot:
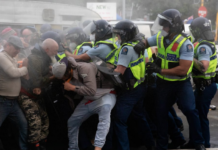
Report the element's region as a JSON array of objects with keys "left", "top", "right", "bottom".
[
  {"left": 41, "top": 31, "right": 61, "bottom": 44},
  {"left": 159, "top": 9, "right": 184, "bottom": 34},
  {"left": 190, "top": 17, "right": 214, "bottom": 41},
  {"left": 113, "top": 20, "right": 139, "bottom": 44},
  {"left": 91, "top": 20, "right": 112, "bottom": 41},
  {"left": 65, "top": 27, "right": 87, "bottom": 45}
]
